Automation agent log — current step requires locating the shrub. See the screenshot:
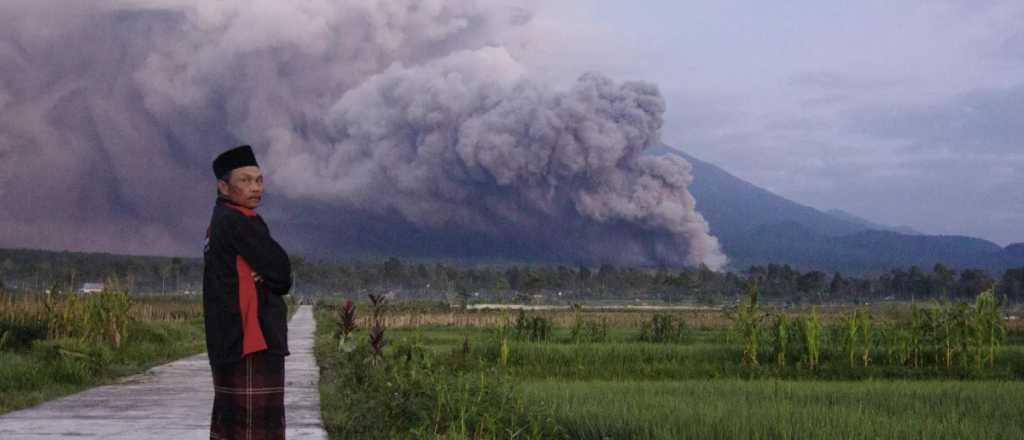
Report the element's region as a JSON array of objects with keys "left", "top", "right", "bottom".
[
  {"left": 514, "top": 310, "right": 552, "bottom": 342},
  {"left": 335, "top": 299, "right": 357, "bottom": 352},
  {"left": 639, "top": 314, "right": 687, "bottom": 343},
  {"left": 0, "top": 319, "right": 47, "bottom": 351},
  {"left": 570, "top": 306, "right": 610, "bottom": 344},
  {"left": 316, "top": 310, "right": 553, "bottom": 439}
]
